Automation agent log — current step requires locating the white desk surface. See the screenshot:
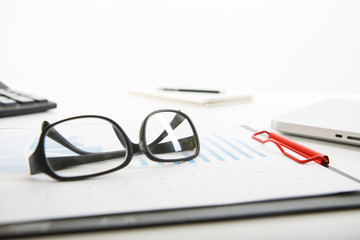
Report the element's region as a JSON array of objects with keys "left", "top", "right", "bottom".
[
  {"left": 1, "top": 1, "right": 360, "bottom": 239},
  {"left": 1, "top": 87, "right": 360, "bottom": 240}
]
